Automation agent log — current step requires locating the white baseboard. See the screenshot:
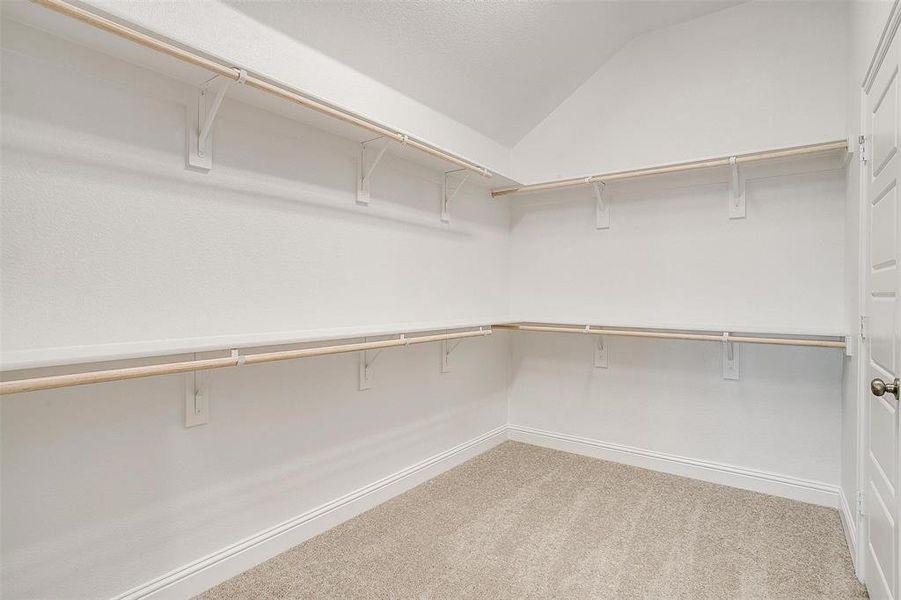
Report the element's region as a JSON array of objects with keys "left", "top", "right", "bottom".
[
  {"left": 114, "top": 424, "right": 850, "bottom": 599},
  {"left": 112, "top": 425, "right": 508, "bottom": 600},
  {"left": 838, "top": 486, "right": 861, "bottom": 577},
  {"left": 507, "top": 424, "right": 842, "bottom": 508}
]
